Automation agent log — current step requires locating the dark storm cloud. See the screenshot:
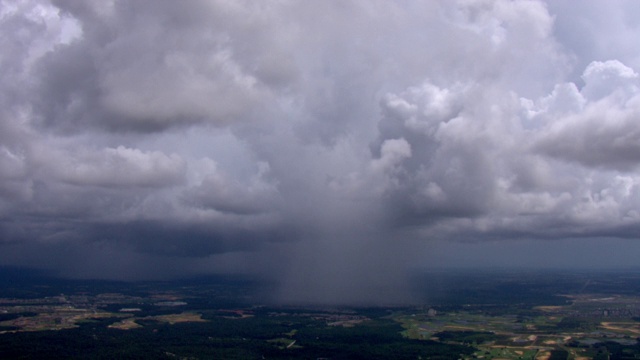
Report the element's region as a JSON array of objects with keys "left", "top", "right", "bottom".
[
  {"left": 2, "top": 0, "right": 640, "bottom": 304},
  {"left": 182, "top": 162, "right": 279, "bottom": 215},
  {"left": 34, "top": 0, "right": 287, "bottom": 133}
]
